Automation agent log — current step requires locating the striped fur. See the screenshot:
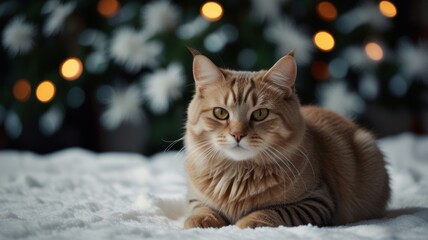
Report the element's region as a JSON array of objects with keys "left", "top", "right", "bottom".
[{"left": 184, "top": 52, "right": 390, "bottom": 229}]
